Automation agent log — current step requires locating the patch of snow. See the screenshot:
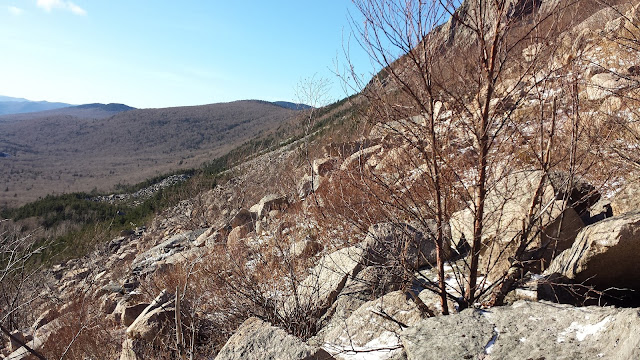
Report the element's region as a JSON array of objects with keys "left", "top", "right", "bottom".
[
  {"left": 575, "top": 317, "right": 611, "bottom": 341},
  {"left": 484, "top": 327, "right": 499, "bottom": 354},
  {"left": 443, "top": 264, "right": 454, "bottom": 272},
  {"left": 557, "top": 316, "right": 611, "bottom": 343},
  {"left": 530, "top": 274, "right": 545, "bottom": 281}
]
